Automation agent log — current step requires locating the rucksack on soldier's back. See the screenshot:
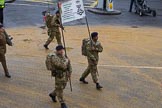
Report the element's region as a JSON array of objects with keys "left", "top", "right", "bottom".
[
  {"left": 45, "top": 15, "right": 53, "bottom": 28},
  {"left": 45, "top": 53, "right": 55, "bottom": 71},
  {"left": 82, "top": 38, "right": 90, "bottom": 56}
]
